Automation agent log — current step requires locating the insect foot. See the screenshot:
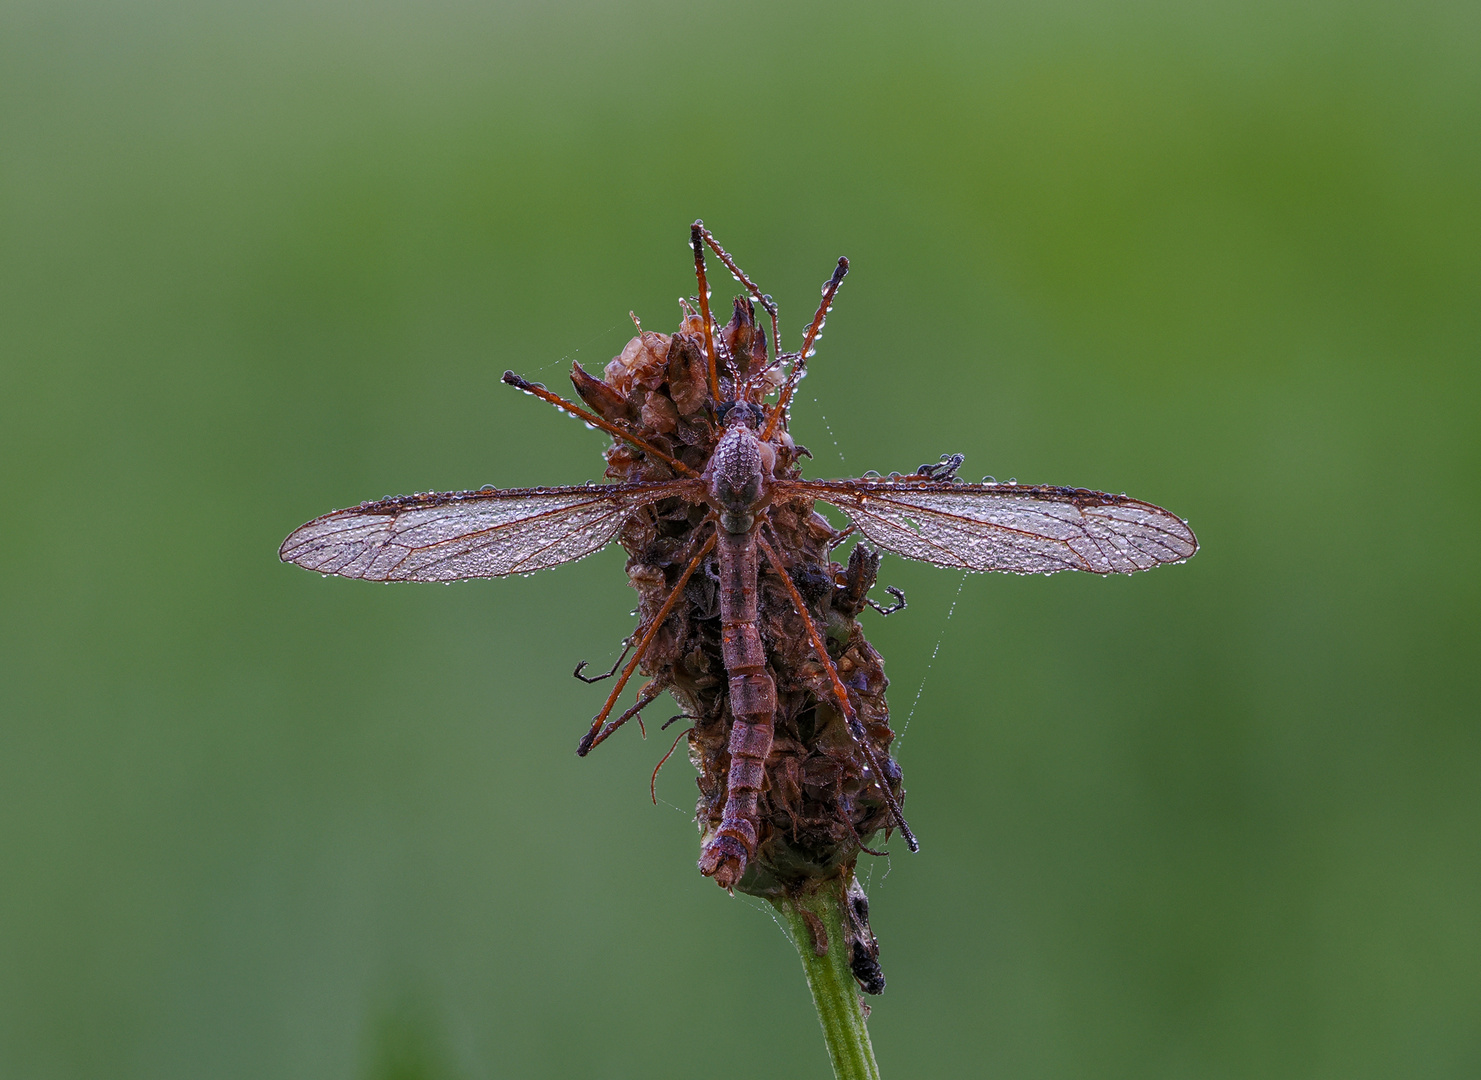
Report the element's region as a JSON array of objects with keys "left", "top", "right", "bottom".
[{"left": 915, "top": 452, "right": 966, "bottom": 481}]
